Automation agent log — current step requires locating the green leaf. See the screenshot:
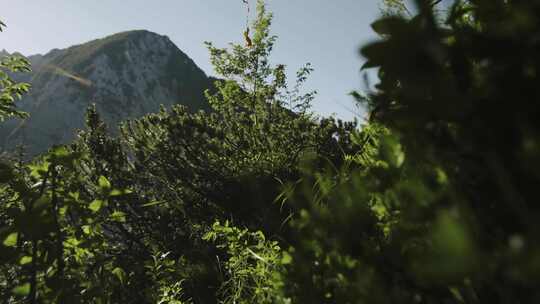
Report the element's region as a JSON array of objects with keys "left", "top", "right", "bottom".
[
  {"left": 50, "top": 145, "right": 69, "bottom": 158},
  {"left": 89, "top": 199, "right": 104, "bottom": 213},
  {"left": 82, "top": 225, "right": 91, "bottom": 235},
  {"left": 109, "top": 189, "right": 122, "bottom": 196},
  {"left": 112, "top": 267, "right": 126, "bottom": 284},
  {"left": 3, "top": 232, "right": 18, "bottom": 247},
  {"left": 281, "top": 252, "right": 292, "bottom": 265},
  {"left": 98, "top": 176, "right": 111, "bottom": 191},
  {"left": 47, "top": 146, "right": 81, "bottom": 167},
  {"left": 19, "top": 256, "right": 32, "bottom": 265},
  {"left": 109, "top": 188, "right": 132, "bottom": 197},
  {"left": 12, "top": 283, "right": 30, "bottom": 296},
  {"left": 141, "top": 201, "right": 164, "bottom": 208},
  {"left": 69, "top": 191, "right": 80, "bottom": 201},
  {"left": 110, "top": 211, "right": 126, "bottom": 222},
  {"left": 28, "top": 161, "right": 50, "bottom": 179},
  {"left": 59, "top": 206, "right": 68, "bottom": 216}
]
